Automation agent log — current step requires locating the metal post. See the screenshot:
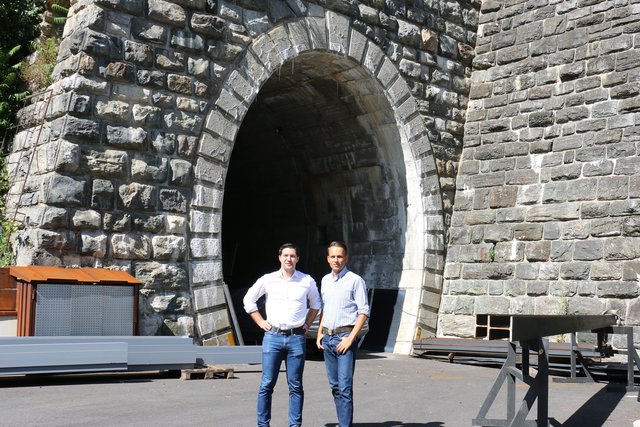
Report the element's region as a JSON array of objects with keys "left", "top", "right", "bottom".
[
  {"left": 627, "top": 327, "right": 634, "bottom": 389},
  {"left": 537, "top": 339, "right": 549, "bottom": 427},
  {"left": 507, "top": 342, "right": 515, "bottom": 421}
]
